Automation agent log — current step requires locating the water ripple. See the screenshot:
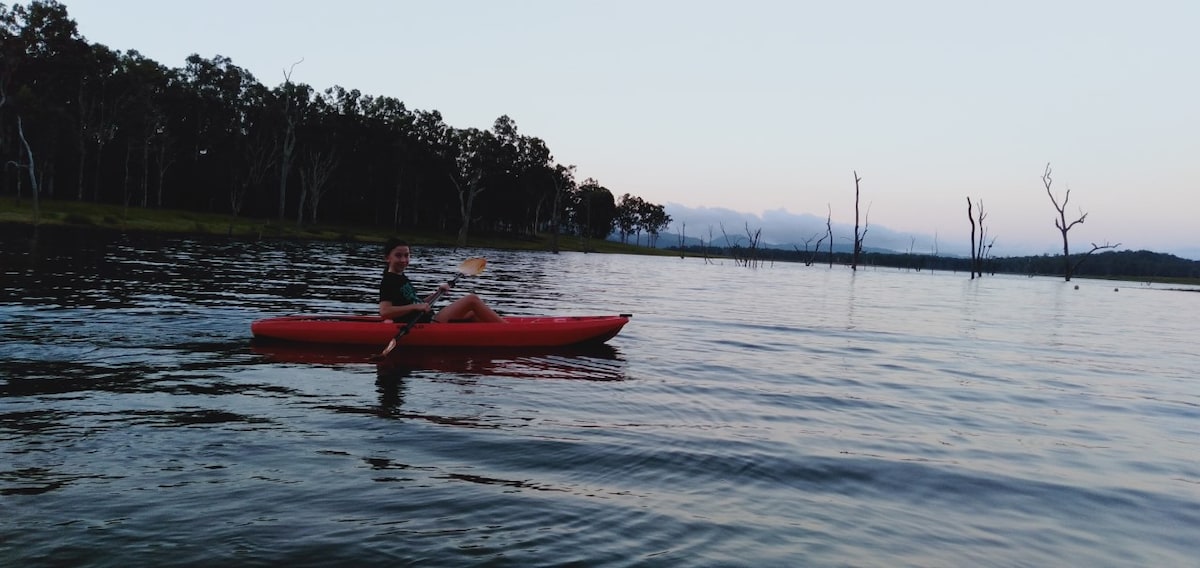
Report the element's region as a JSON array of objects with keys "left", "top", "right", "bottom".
[{"left": 2, "top": 227, "right": 1198, "bottom": 566}]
